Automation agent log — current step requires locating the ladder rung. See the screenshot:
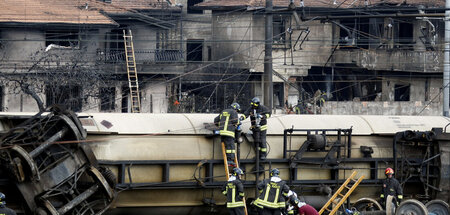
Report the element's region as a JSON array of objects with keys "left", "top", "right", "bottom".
[
  {"left": 338, "top": 193, "right": 345, "bottom": 197},
  {"left": 325, "top": 208, "right": 331, "bottom": 211},
  {"left": 345, "top": 185, "right": 351, "bottom": 189}
]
